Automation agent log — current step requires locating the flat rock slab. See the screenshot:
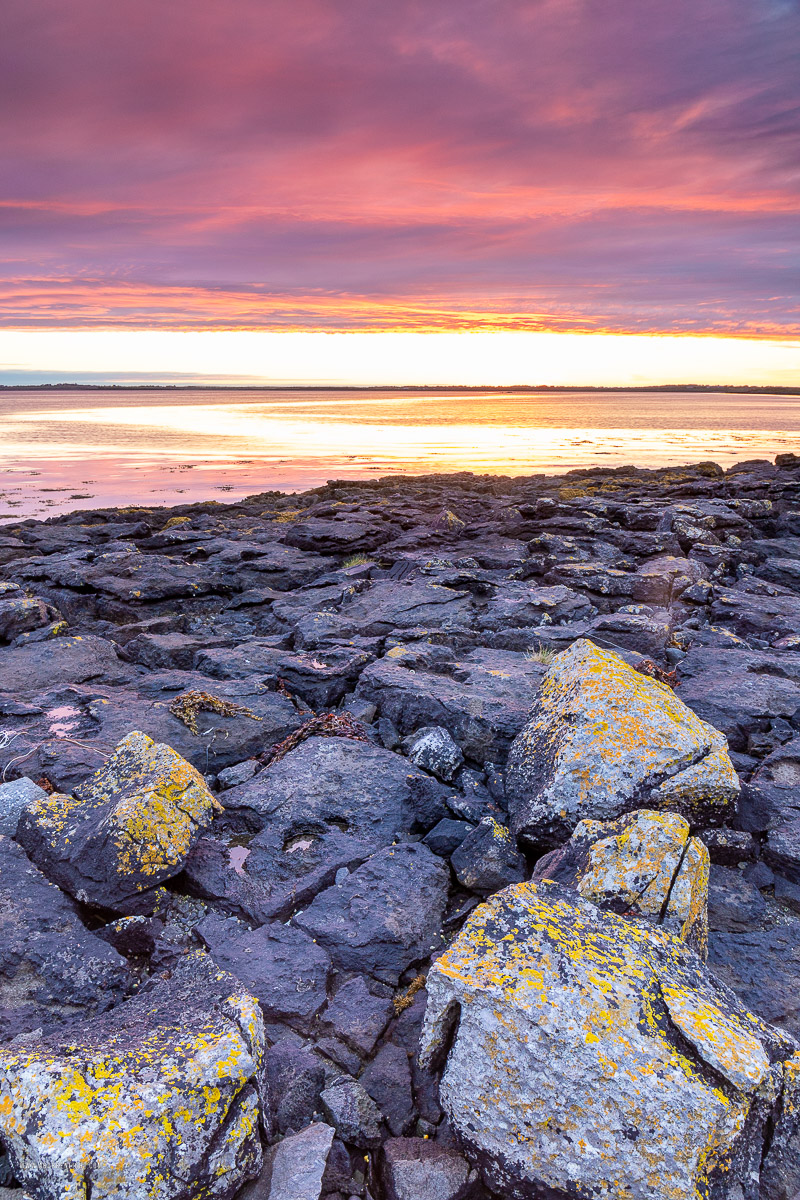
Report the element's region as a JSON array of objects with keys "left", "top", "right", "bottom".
[
  {"left": 0, "top": 634, "right": 125, "bottom": 694},
  {"left": 506, "top": 638, "right": 739, "bottom": 846},
  {"left": 0, "top": 952, "right": 265, "bottom": 1200}
]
